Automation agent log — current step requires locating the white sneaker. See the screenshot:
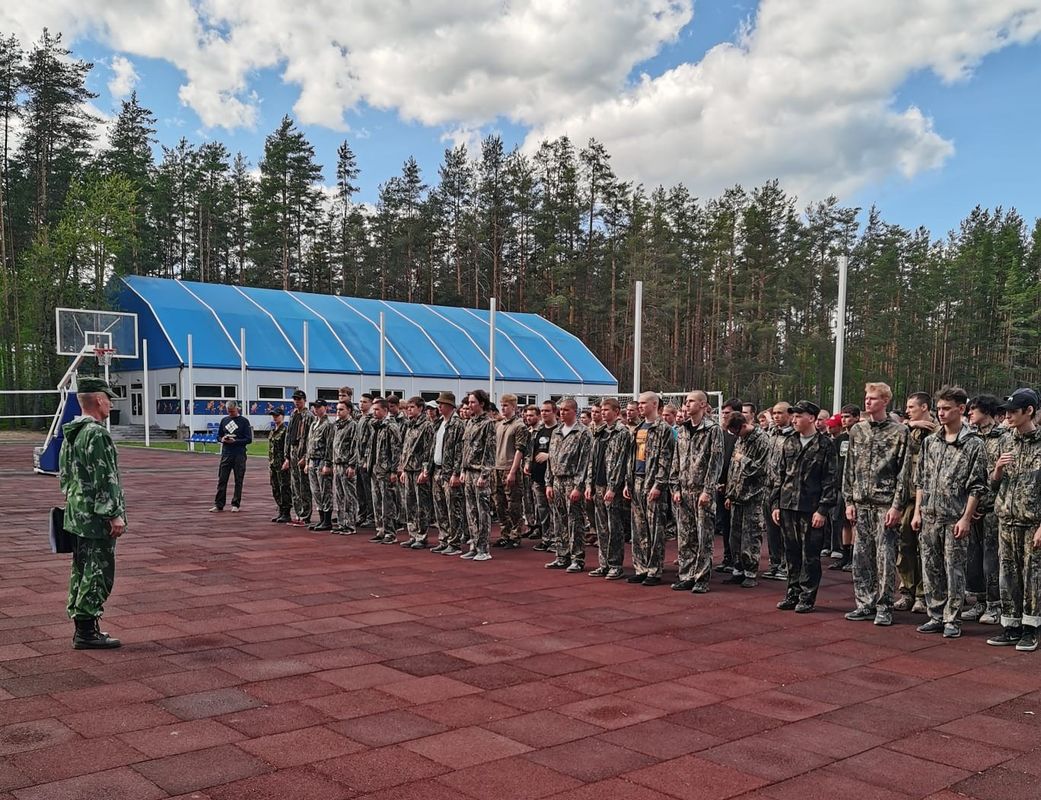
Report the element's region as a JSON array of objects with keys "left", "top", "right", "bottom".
[
  {"left": 472, "top": 552, "right": 492, "bottom": 562},
  {"left": 208, "top": 506, "right": 221, "bottom": 512},
  {"left": 979, "top": 603, "right": 1001, "bottom": 625},
  {"left": 230, "top": 506, "right": 240, "bottom": 513}
]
